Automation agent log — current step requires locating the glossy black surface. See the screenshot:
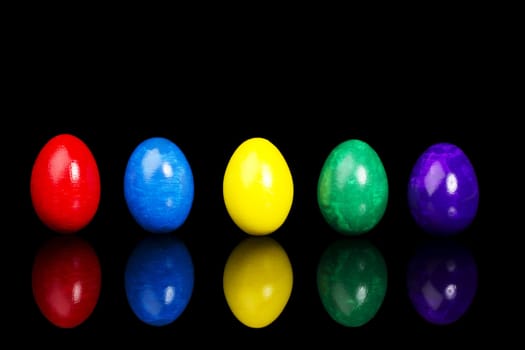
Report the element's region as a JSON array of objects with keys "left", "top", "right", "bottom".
[
  {"left": 19, "top": 120, "right": 493, "bottom": 344},
  {"left": 9, "top": 38, "right": 508, "bottom": 346}
]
